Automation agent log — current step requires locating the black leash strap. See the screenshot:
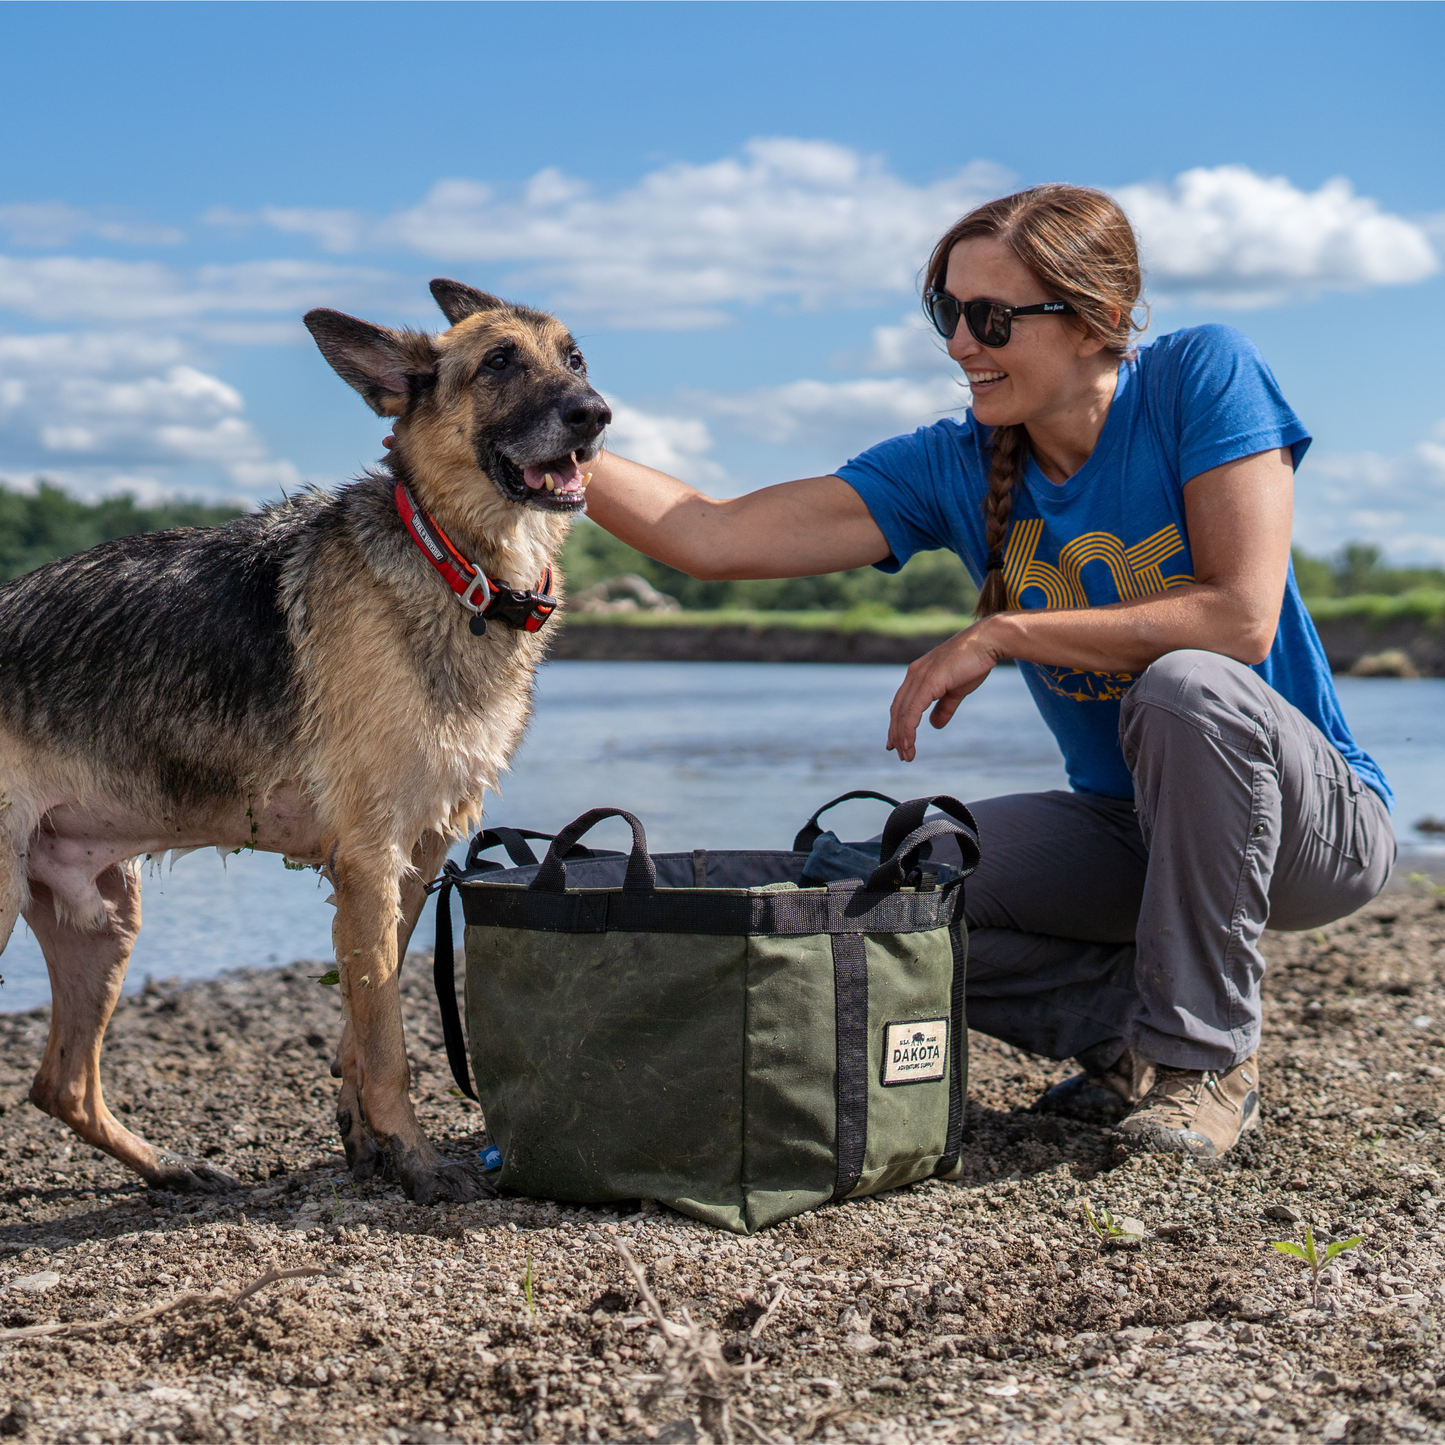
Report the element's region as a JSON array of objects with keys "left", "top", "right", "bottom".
[{"left": 433, "top": 868, "right": 477, "bottom": 1101}]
